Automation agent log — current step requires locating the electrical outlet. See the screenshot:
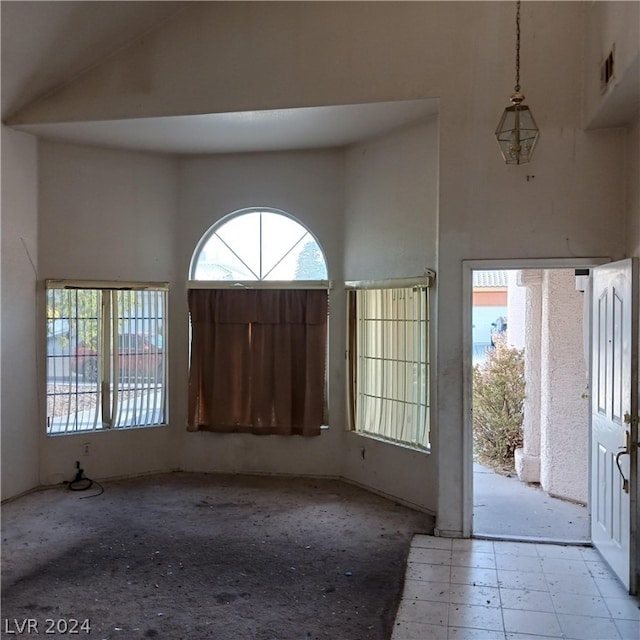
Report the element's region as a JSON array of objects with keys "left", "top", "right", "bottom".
[{"left": 82, "top": 442, "right": 90, "bottom": 456}]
